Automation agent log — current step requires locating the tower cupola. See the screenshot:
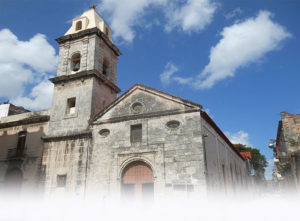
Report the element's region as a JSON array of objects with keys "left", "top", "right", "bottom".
[{"left": 65, "top": 7, "right": 112, "bottom": 42}]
